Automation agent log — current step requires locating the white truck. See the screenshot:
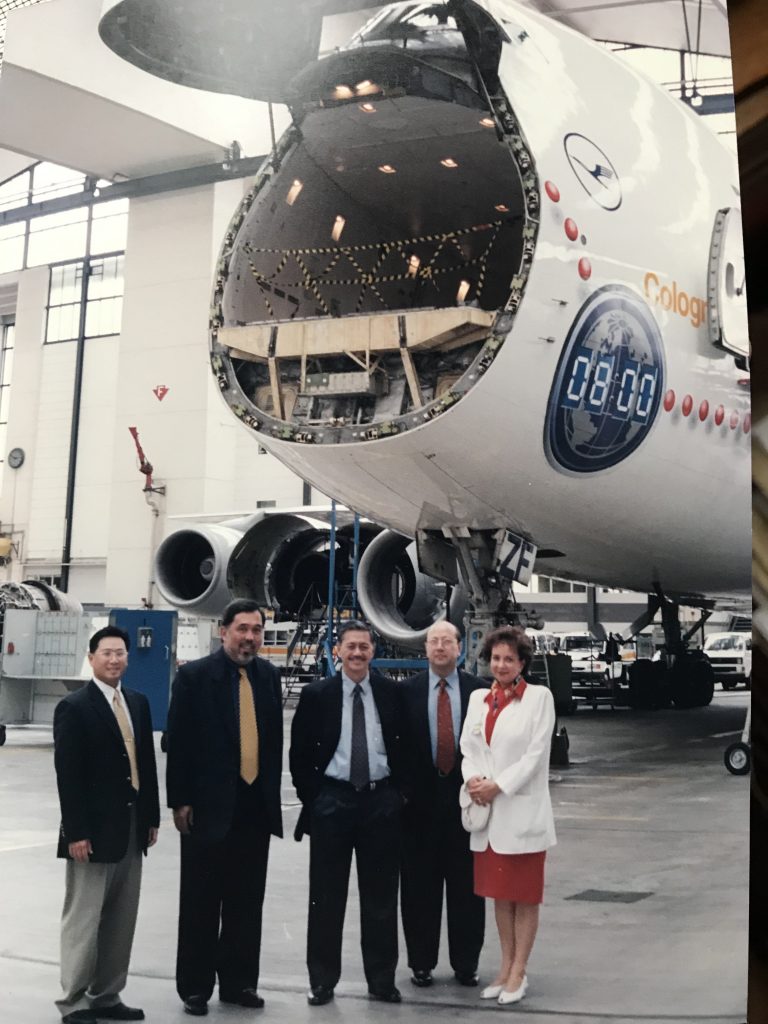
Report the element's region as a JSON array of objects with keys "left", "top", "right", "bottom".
[{"left": 703, "top": 632, "right": 752, "bottom": 690}]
